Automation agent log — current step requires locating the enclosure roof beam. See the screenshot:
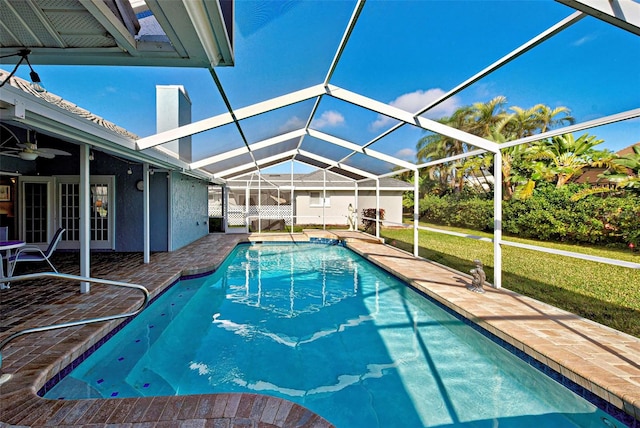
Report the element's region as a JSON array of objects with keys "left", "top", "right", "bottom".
[
  {"left": 360, "top": 11, "right": 585, "bottom": 151},
  {"left": 327, "top": 85, "right": 498, "bottom": 154},
  {"left": 416, "top": 148, "right": 488, "bottom": 169},
  {"left": 136, "top": 84, "right": 326, "bottom": 150},
  {"left": 308, "top": 129, "right": 415, "bottom": 170},
  {"left": 212, "top": 149, "right": 298, "bottom": 179},
  {"left": 298, "top": 149, "right": 377, "bottom": 179},
  {"left": 323, "top": 0, "right": 365, "bottom": 86},
  {"left": 189, "top": 129, "right": 307, "bottom": 170},
  {"left": 498, "top": 107, "right": 640, "bottom": 150}
]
